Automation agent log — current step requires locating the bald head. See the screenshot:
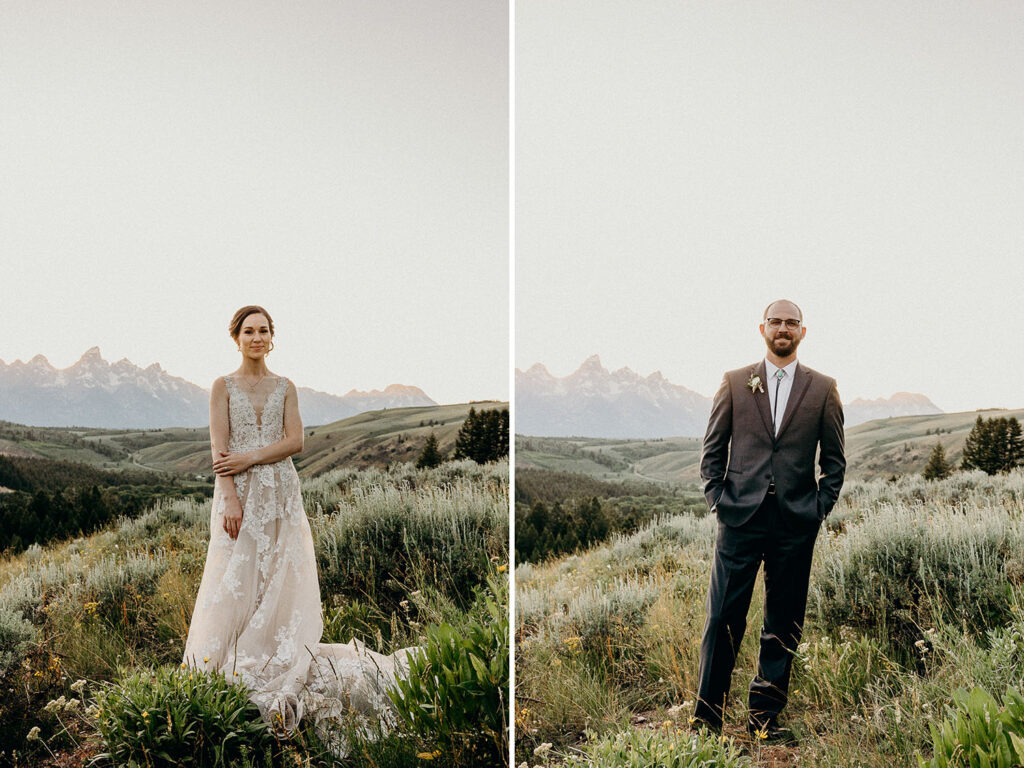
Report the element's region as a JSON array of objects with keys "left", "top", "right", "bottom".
[{"left": 763, "top": 299, "right": 803, "bottom": 322}]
